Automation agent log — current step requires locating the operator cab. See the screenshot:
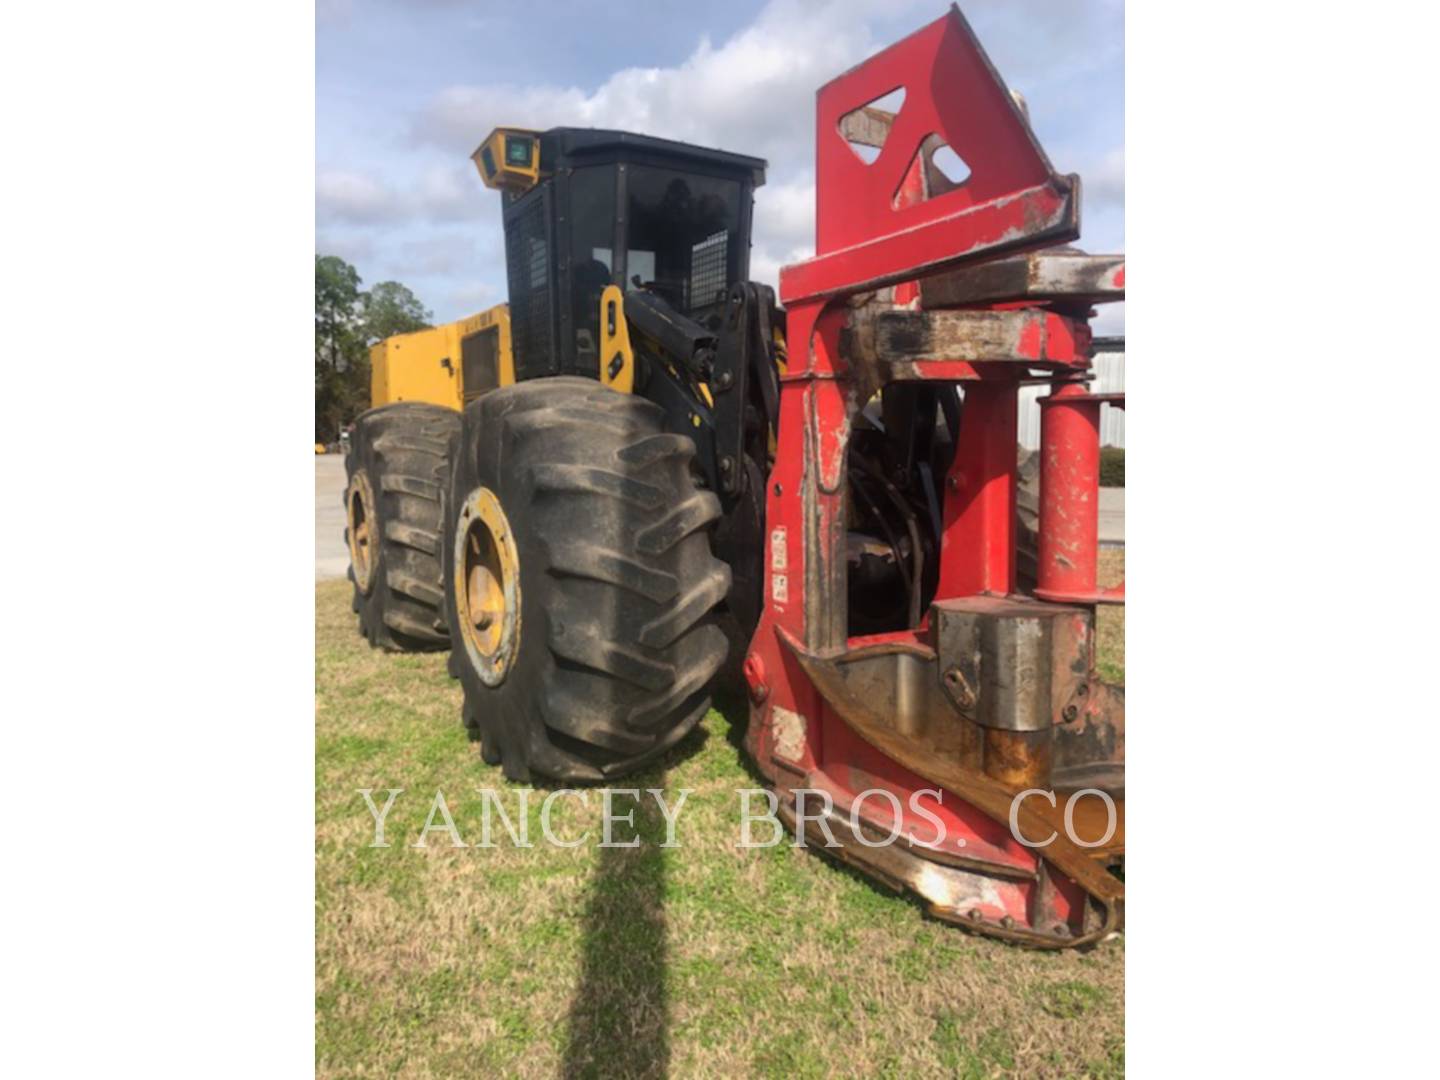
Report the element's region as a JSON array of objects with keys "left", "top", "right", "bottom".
[{"left": 473, "top": 127, "right": 767, "bottom": 383}]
